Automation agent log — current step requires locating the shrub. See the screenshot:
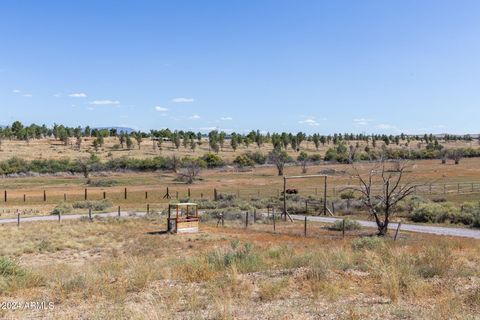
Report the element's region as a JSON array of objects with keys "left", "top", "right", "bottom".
[
  {"left": 207, "top": 241, "right": 263, "bottom": 272},
  {"left": 352, "top": 237, "right": 385, "bottom": 251},
  {"left": 51, "top": 202, "right": 73, "bottom": 215},
  {"left": 233, "top": 155, "right": 255, "bottom": 168},
  {"left": 411, "top": 203, "right": 460, "bottom": 223},
  {"left": 72, "top": 199, "right": 112, "bottom": 211},
  {"left": 245, "top": 151, "right": 267, "bottom": 165},
  {"left": 87, "top": 179, "right": 118, "bottom": 187},
  {"left": 328, "top": 218, "right": 361, "bottom": 231},
  {"left": 200, "top": 153, "right": 224, "bottom": 168}
]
